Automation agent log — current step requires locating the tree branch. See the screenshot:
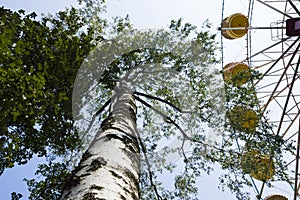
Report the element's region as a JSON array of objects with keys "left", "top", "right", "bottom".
[
  {"left": 95, "top": 97, "right": 112, "bottom": 116},
  {"left": 82, "top": 97, "right": 112, "bottom": 139},
  {"left": 134, "top": 95, "right": 189, "bottom": 140},
  {"left": 134, "top": 94, "right": 224, "bottom": 153},
  {"left": 134, "top": 91, "right": 181, "bottom": 112},
  {"left": 136, "top": 128, "right": 163, "bottom": 200}
]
